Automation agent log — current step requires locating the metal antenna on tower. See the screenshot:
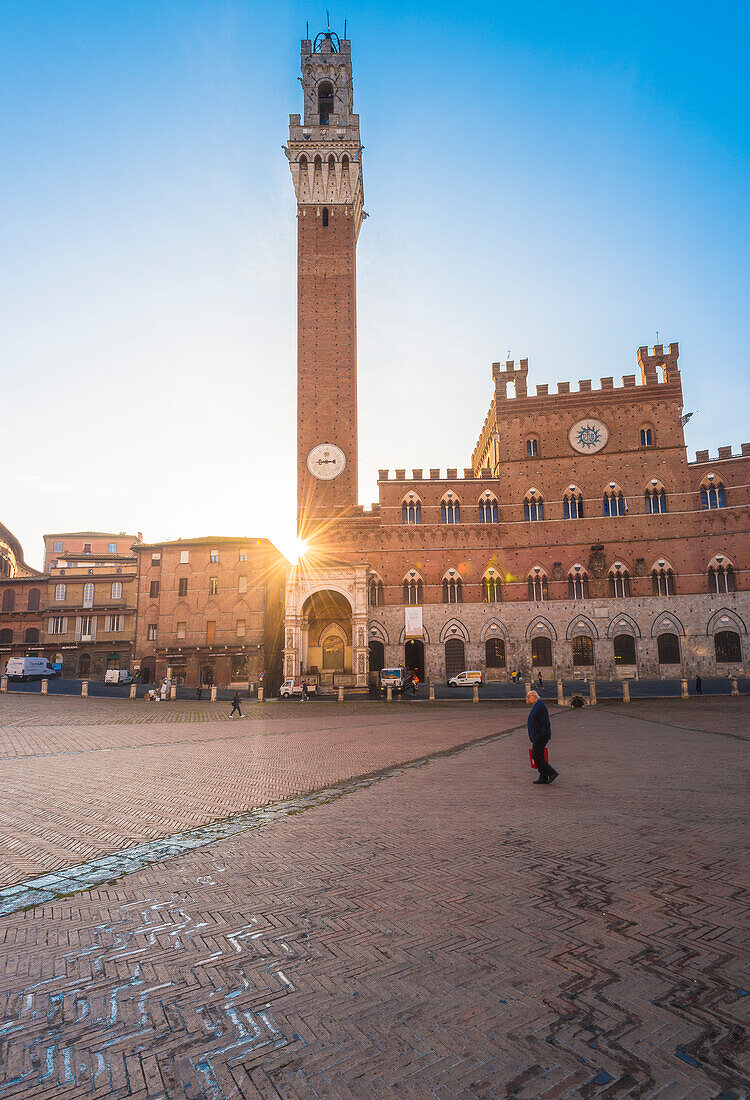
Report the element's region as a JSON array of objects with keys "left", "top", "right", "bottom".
[
  {"left": 344, "top": 18, "right": 347, "bottom": 37},
  {"left": 306, "top": 21, "right": 309, "bottom": 37},
  {"left": 326, "top": 9, "right": 330, "bottom": 27},
  {"left": 656, "top": 330, "right": 659, "bottom": 344}
]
